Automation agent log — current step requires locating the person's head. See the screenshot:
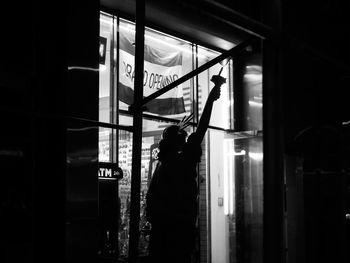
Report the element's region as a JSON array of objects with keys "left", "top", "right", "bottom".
[{"left": 158, "top": 125, "right": 187, "bottom": 161}]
